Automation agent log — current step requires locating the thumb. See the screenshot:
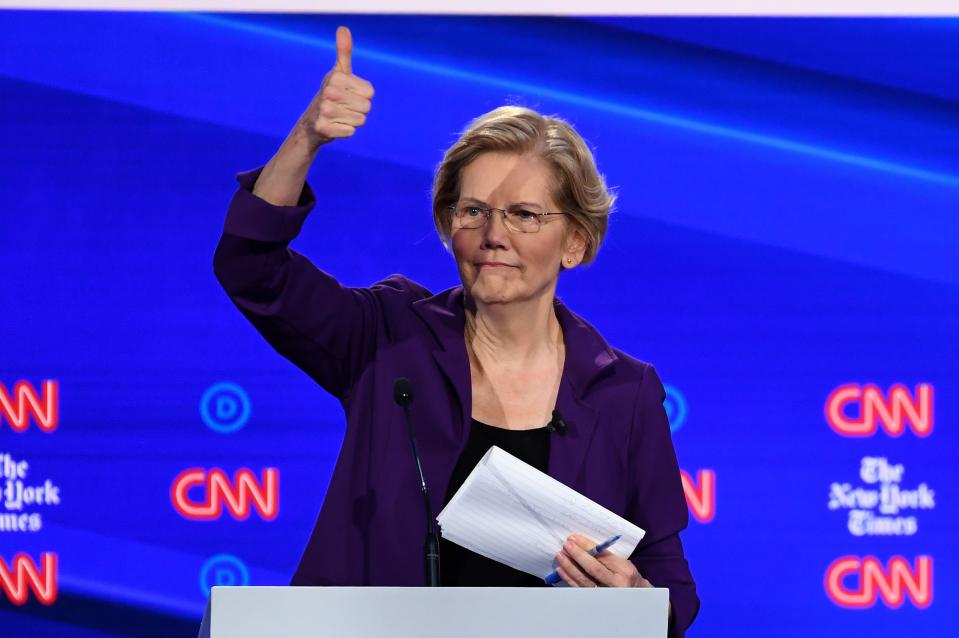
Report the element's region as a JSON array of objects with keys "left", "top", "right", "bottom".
[{"left": 335, "top": 25, "right": 352, "bottom": 74}]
